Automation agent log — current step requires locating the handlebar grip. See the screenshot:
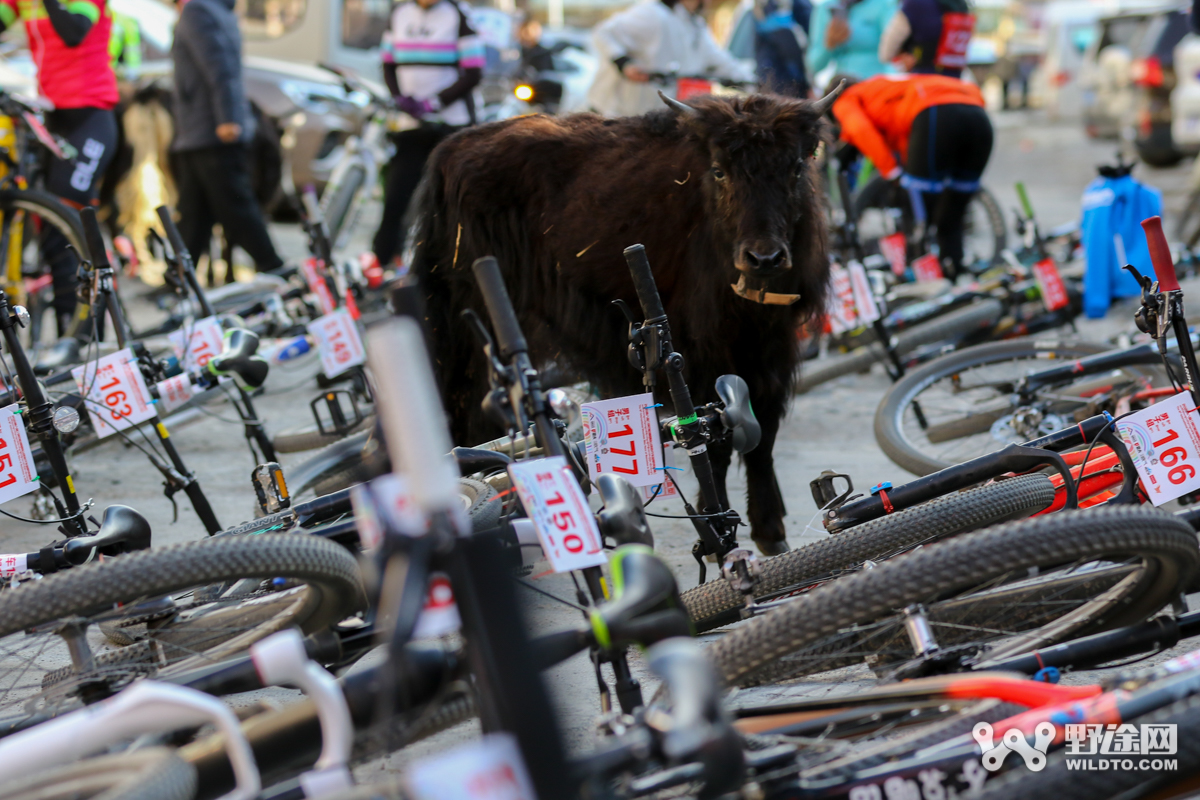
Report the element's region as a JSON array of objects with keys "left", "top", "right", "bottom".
[
  {"left": 1015, "top": 182, "right": 1034, "bottom": 220},
  {"left": 367, "top": 318, "right": 460, "bottom": 516},
  {"left": 156, "top": 206, "right": 191, "bottom": 265},
  {"left": 1142, "top": 216, "right": 1180, "bottom": 292},
  {"left": 79, "top": 207, "right": 109, "bottom": 270},
  {"left": 471, "top": 256, "right": 528, "bottom": 358},
  {"left": 623, "top": 244, "right": 667, "bottom": 321}
]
